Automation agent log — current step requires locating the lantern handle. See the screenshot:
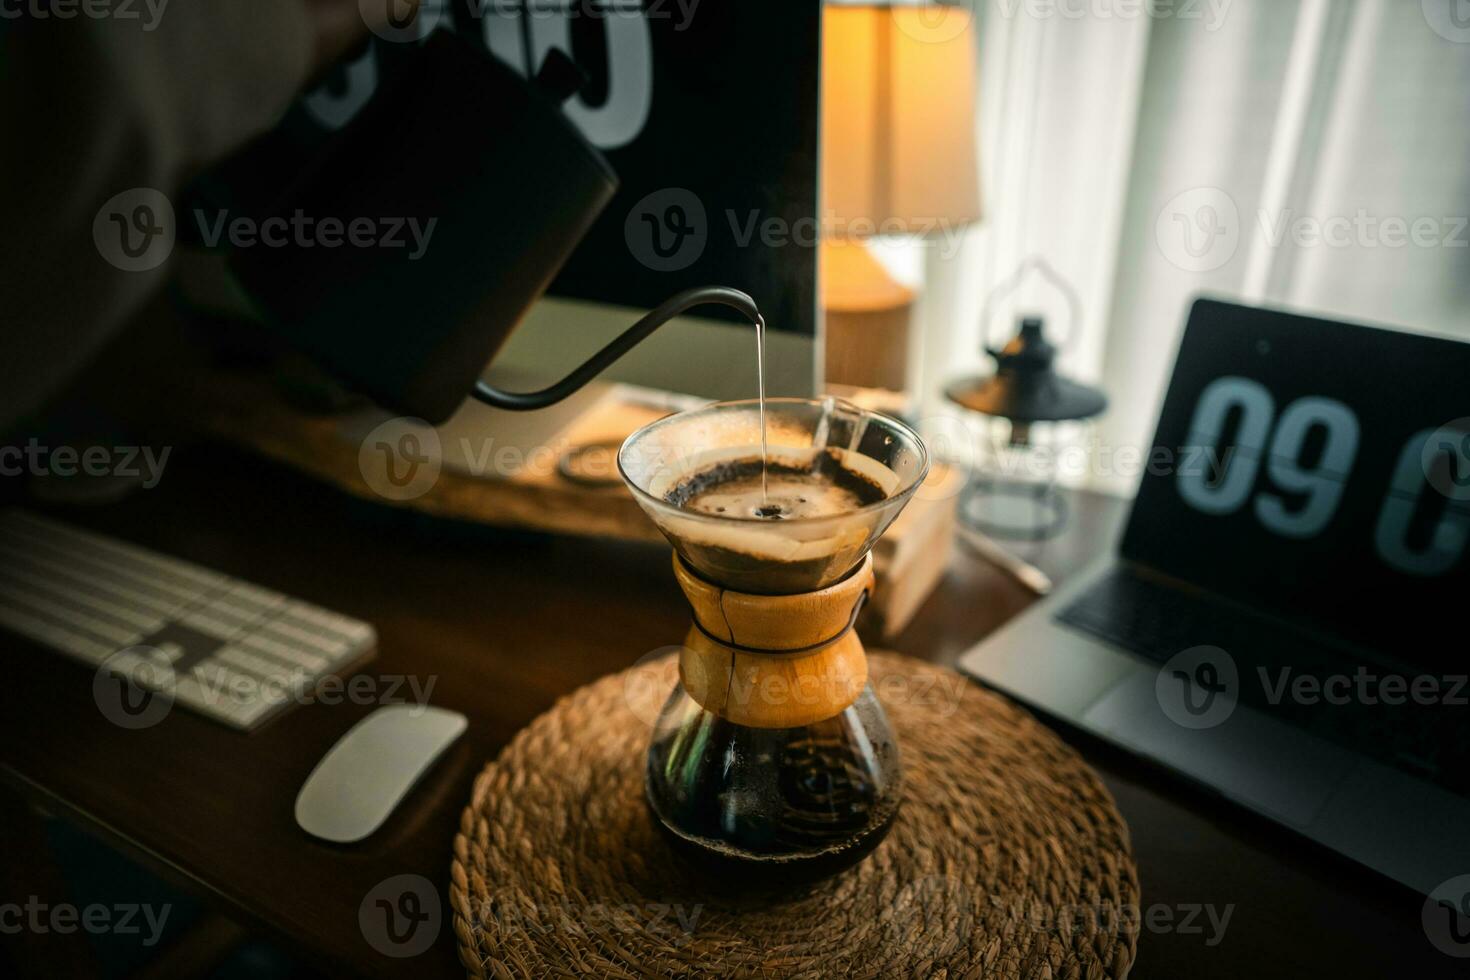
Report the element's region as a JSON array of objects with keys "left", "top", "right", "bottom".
[{"left": 978, "top": 255, "right": 1083, "bottom": 355}]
